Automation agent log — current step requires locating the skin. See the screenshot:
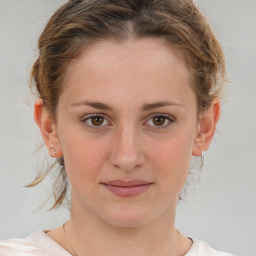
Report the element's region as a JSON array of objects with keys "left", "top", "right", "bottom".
[{"left": 35, "top": 38, "right": 220, "bottom": 256}]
